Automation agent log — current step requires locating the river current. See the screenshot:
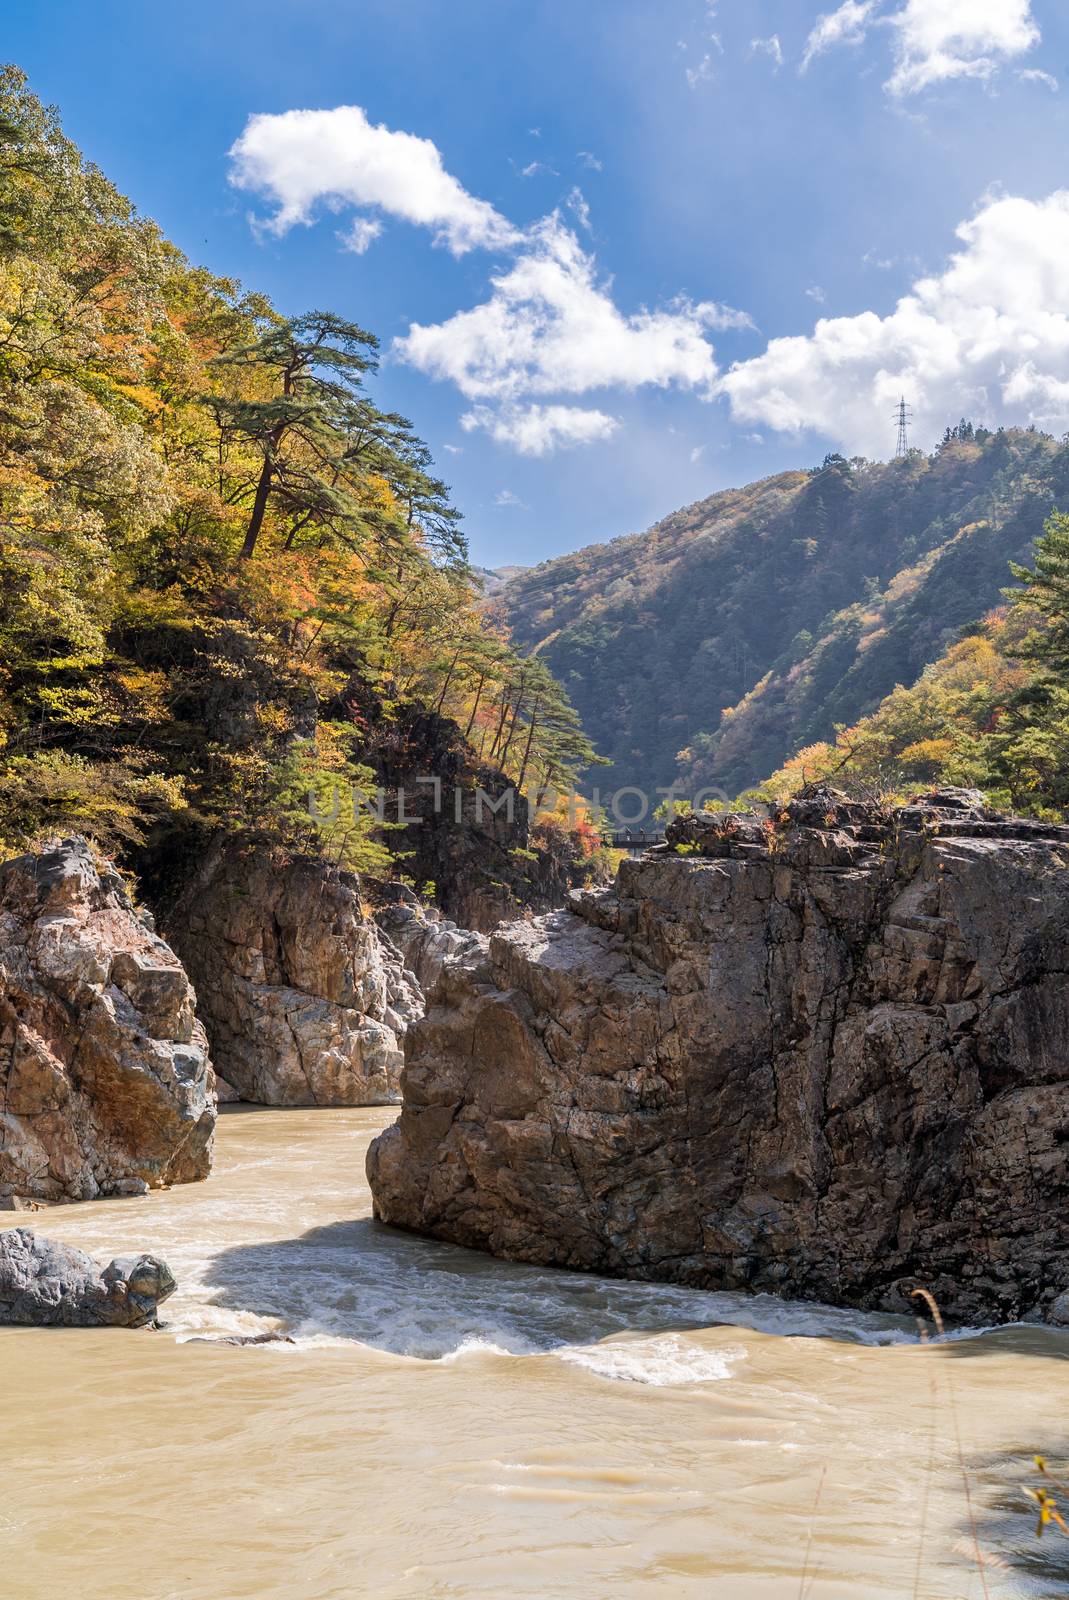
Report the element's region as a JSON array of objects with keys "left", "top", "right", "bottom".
[{"left": 2, "top": 1107, "right": 1068, "bottom": 1599}]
